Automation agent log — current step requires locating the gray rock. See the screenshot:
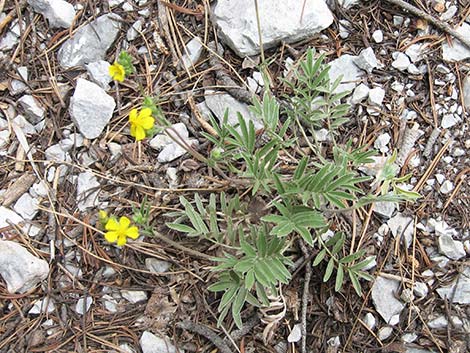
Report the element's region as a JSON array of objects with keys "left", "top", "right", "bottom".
[
  {"left": 75, "top": 296, "right": 93, "bottom": 315},
  {"left": 145, "top": 258, "right": 171, "bottom": 273},
  {"left": 441, "top": 114, "right": 459, "bottom": 129},
  {"left": 436, "top": 266, "right": 470, "bottom": 304},
  {"left": 180, "top": 37, "right": 203, "bottom": 70},
  {"left": 0, "top": 240, "right": 49, "bottom": 293},
  {"left": 463, "top": 75, "right": 470, "bottom": 110},
  {"left": 372, "top": 30, "right": 383, "bottom": 43},
  {"left": 437, "top": 234, "right": 466, "bottom": 260},
  {"left": 127, "top": 19, "right": 143, "bottom": 41},
  {"left": 440, "top": 5, "right": 458, "bottom": 22},
  {"left": 0, "top": 206, "right": 40, "bottom": 238},
  {"left": 10, "top": 66, "right": 28, "bottom": 95},
  {"left": 287, "top": 323, "right": 302, "bottom": 343},
  {"left": 368, "top": 87, "right": 385, "bottom": 106},
  {"left": 401, "top": 333, "right": 418, "bottom": 343},
  {"left": 86, "top": 61, "right": 112, "bottom": 90},
  {"left": 29, "top": 297, "right": 55, "bottom": 315},
  {"left": 405, "top": 348, "right": 436, "bottom": 353},
  {"left": 378, "top": 326, "right": 393, "bottom": 340},
  {"left": 351, "top": 83, "right": 369, "bottom": 104},
  {"left": 204, "top": 90, "right": 263, "bottom": 129},
  {"left": 149, "top": 123, "right": 198, "bottom": 163},
  {"left": 70, "top": 78, "right": 116, "bottom": 139},
  {"left": 328, "top": 54, "right": 363, "bottom": 93},
  {"left": 27, "top": 0, "right": 76, "bottom": 28},
  {"left": 388, "top": 213, "right": 414, "bottom": 248},
  {"left": 13, "top": 193, "right": 39, "bottom": 220},
  {"left": 58, "top": 14, "right": 122, "bottom": 68},
  {"left": 392, "top": 52, "right": 411, "bottom": 71},
  {"left": 442, "top": 23, "right": 470, "bottom": 62},
  {"left": 76, "top": 171, "right": 100, "bottom": 211},
  {"left": 121, "top": 290, "right": 147, "bottom": 303},
  {"left": 439, "top": 180, "right": 454, "bottom": 194},
  {"left": 140, "top": 332, "right": 183, "bottom": 353},
  {"left": 428, "top": 315, "right": 463, "bottom": 329},
  {"left": 212, "top": 0, "right": 333, "bottom": 57},
  {"left": 354, "top": 47, "right": 378, "bottom": 73},
  {"left": 364, "top": 313, "right": 376, "bottom": 330},
  {"left": 18, "top": 95, "right": 45, "bottom": 123},
  {"left": 374, "top": 201, "right": 396, "bottom": 218},
  {"left": 413, "top": 282, "right": 429, "bottom": 298},
  {"left": 0, "top": 22, "right": 20, "bottom": 51},
  {"left": 45, "top": 143, "right": 69, "bottom": 162},
  {"left": 371, "top": 275, "right": 405, "bottom": 325},
  {"left": 405, "top": 44, "right": 425, "bottom": 63}
]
